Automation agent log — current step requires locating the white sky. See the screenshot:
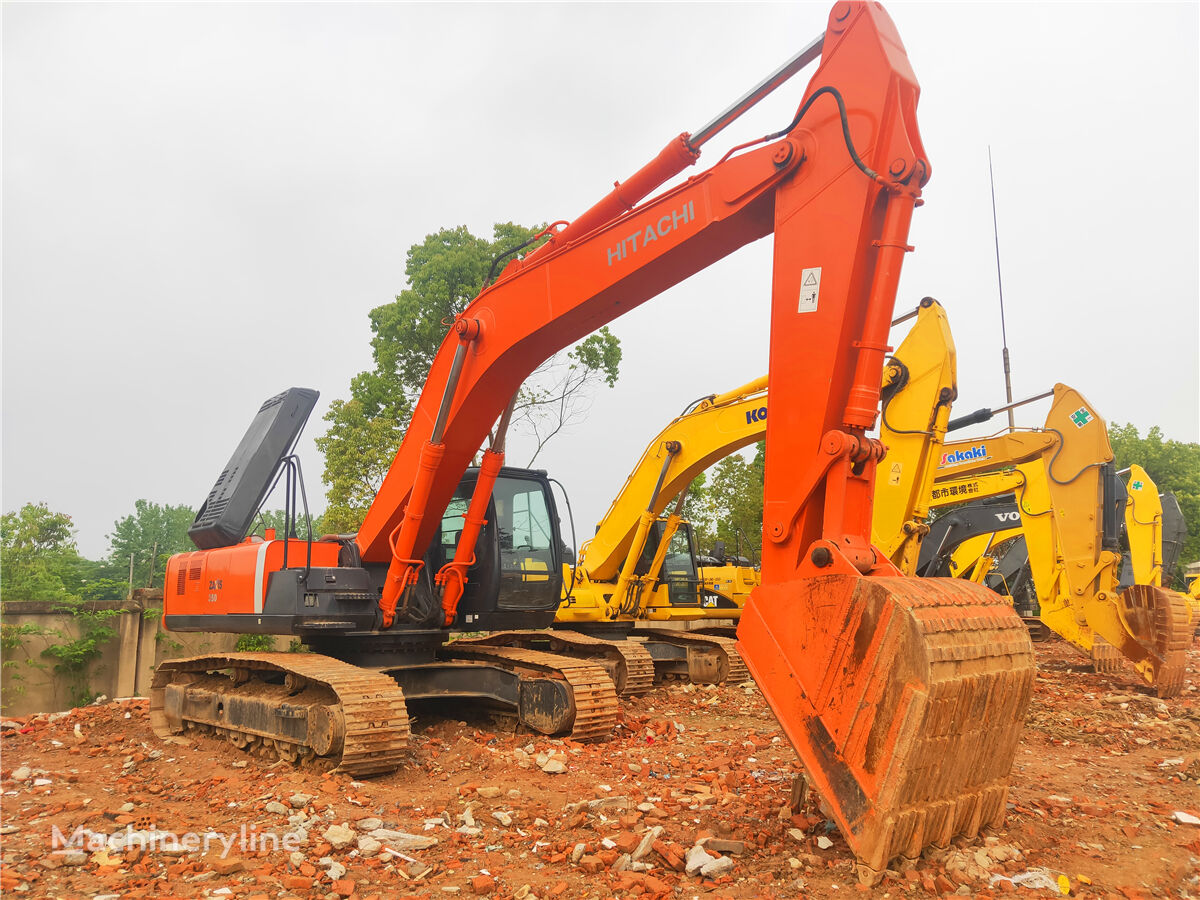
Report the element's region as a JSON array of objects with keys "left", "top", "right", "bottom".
[{"left": 4, "top": 2, "right": 1198, "bottom": 560}]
